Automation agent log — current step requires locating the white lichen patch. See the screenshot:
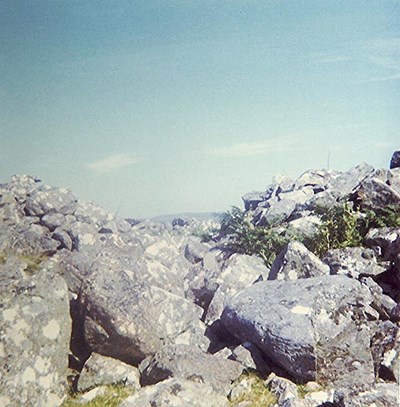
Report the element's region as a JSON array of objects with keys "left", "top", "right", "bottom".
[
  {"left": 39, "top": 373, "right": 54, "bottom": 388},
  {"left": 3, "top": 307, "right": 18, "bottom": 321},
  {"left": 316, "top": 309, "right": 330, "bottom": 322},
  {"left": 382, "top": 349, "right": 397, "bottom": 367},
  {"left": 14, "top": 319, "right": 29, "bottom": 332},
  {"left": 34, "top": 356, "right": 51, "bottom": 373},
  {"left": 21, "top": 366, "right": 37, "bottom": 384},
  {"left": 42, "top": 320, "right": 60, "bottom": 340},
  {"left": 291, "top": 305, "right": 312, "bottom": 315},
  {"left": 81, "top": 233, "right": 96, "bottom": 245}
]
